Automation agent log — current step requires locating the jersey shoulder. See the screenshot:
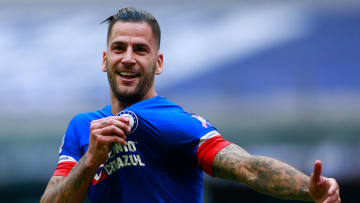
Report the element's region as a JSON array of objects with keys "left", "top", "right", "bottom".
[
  {"left": 126, "top": 96, "right": 217, "bottom": 144},
  {"left": 60, "top": 105, "right": 112, "bottom": 156},
  {"left": 70, "top": 105, "right": 112, "bottom": 124},
  {"left": 127, "top": 96, "right": 197, "bottom": 126}
]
